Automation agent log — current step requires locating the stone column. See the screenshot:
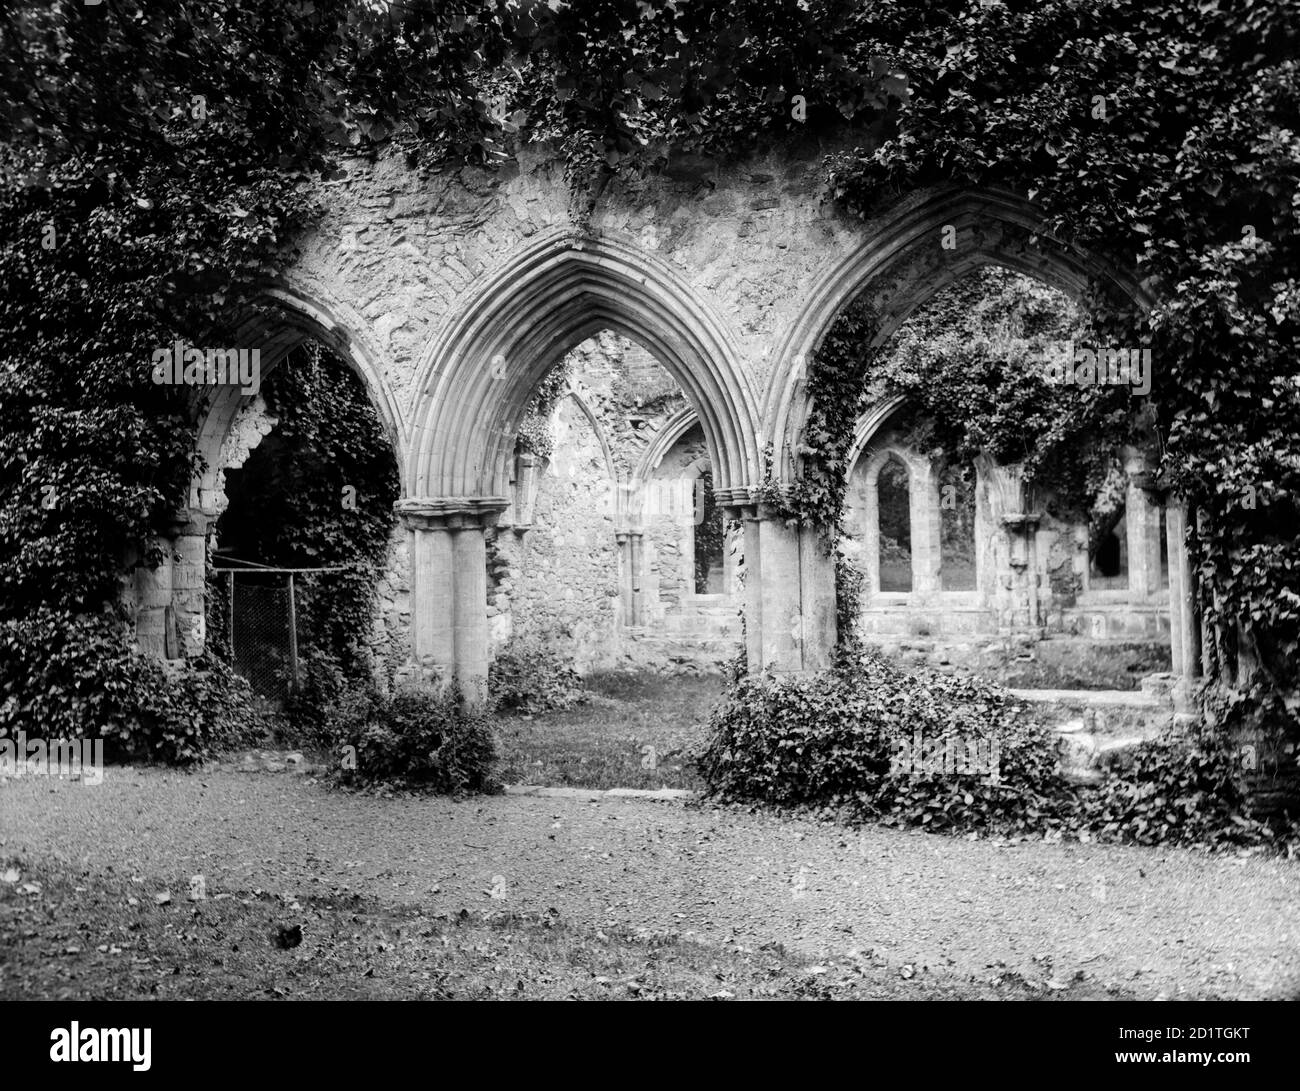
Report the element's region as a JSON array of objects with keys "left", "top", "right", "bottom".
[
  {"left": 129, "top": 507, "right": 214, "bottom": 661},
  {"left": 1001, "top": 514, "right": 1042, "bottom": 629},
  {"left": 863, "top": 469, "right": 882, "bottom": 594},
  {"left": 615, "top": 531, "right": 633, "bottom": 625},
  {"left": 396, "top": 497, "right": 509, "bottom": 710},
  {"left": 910, "top": 458, "right": 942, "bottom": 595},
  {"left": 171, "top": 510, "right": 213, "bottom": 658},
  {"left": 724, "top": 492, "right": 836, "bottom": 674},
  {"left": 1123, "top": 446, "right": 1164, "bottom": 598},
  {"left": 613, "top": 528, "right": 645, "bottom": 627},
  {"left": 629, "top": 531, "right": 645, "bottom": 625},
  {"left": 512, "top": 452, "right": 541, "bottom": 528},
  {"left": 453, "top": 527, "right": 489, "bottom": 703},
  {"left": 1164, "top": 500, "right": 1201, "bottom": 701},
  {"left": 979, "top": 457, "right": 1042, "bottom": 634},
  {"left": 723, "top": 523, "right": 743, "bottom": 595}
]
